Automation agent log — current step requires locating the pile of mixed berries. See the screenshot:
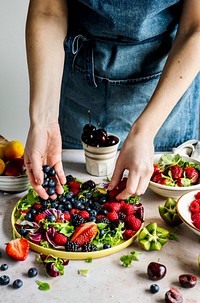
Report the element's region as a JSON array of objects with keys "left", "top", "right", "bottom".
[
  {"left": 14, "top": 166, "right": 144, "bottom": 253},
  {"left": 151, "top": 154, "right": 200, "bottom": 187},
  {"left": 189, "top": 191, "right": 200, "bottom": 229}
]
